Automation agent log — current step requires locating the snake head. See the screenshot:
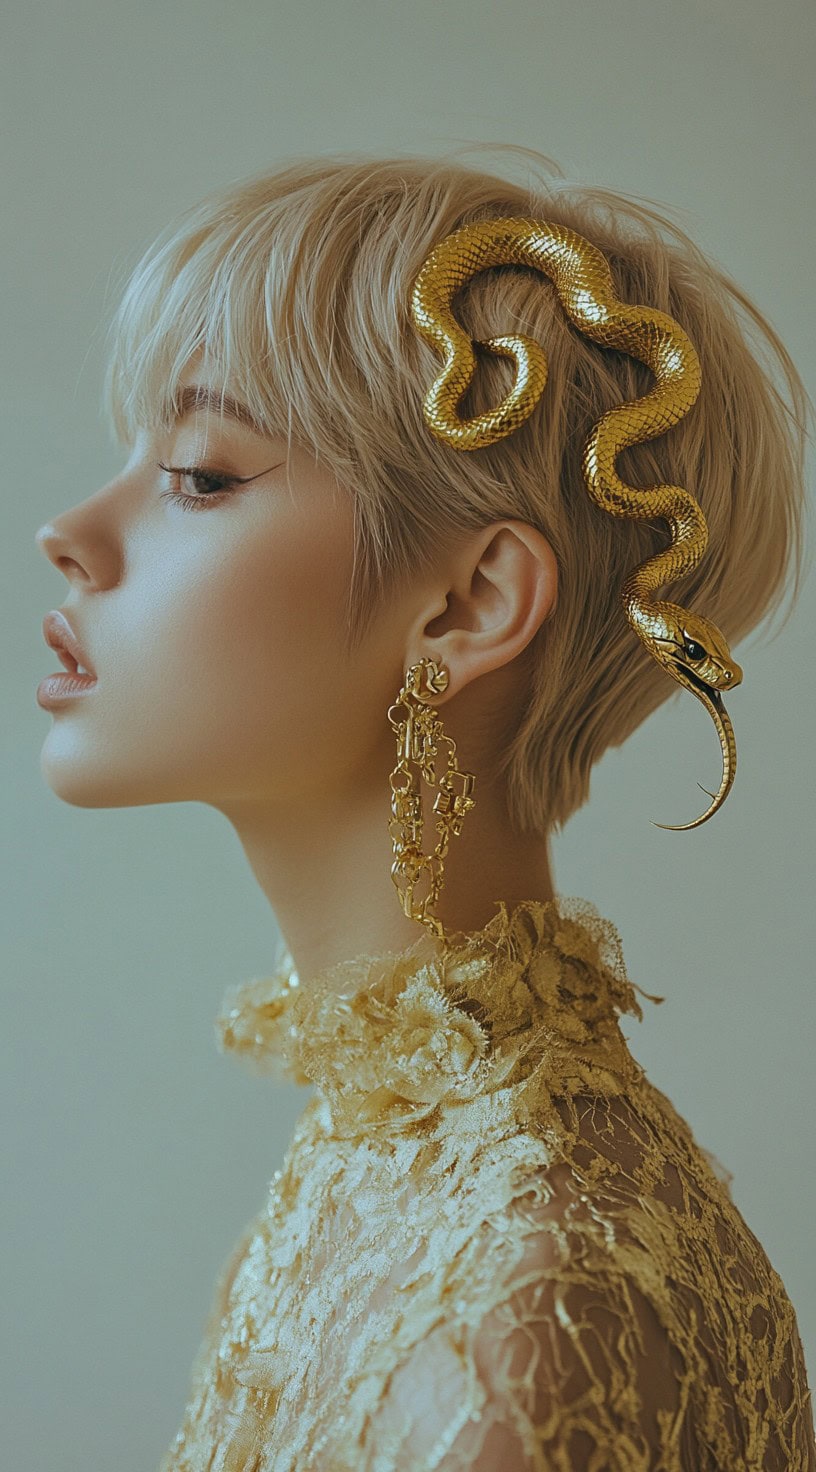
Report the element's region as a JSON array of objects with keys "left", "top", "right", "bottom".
[
  {"left": 620, "top": 597, "right": 743, "bottom": 828},
  {"left": 646, "top": 606, "right": 742, "bottom": 709},
  {"left": 626, "top": 602, "right": 743, "bottom": 830}
]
